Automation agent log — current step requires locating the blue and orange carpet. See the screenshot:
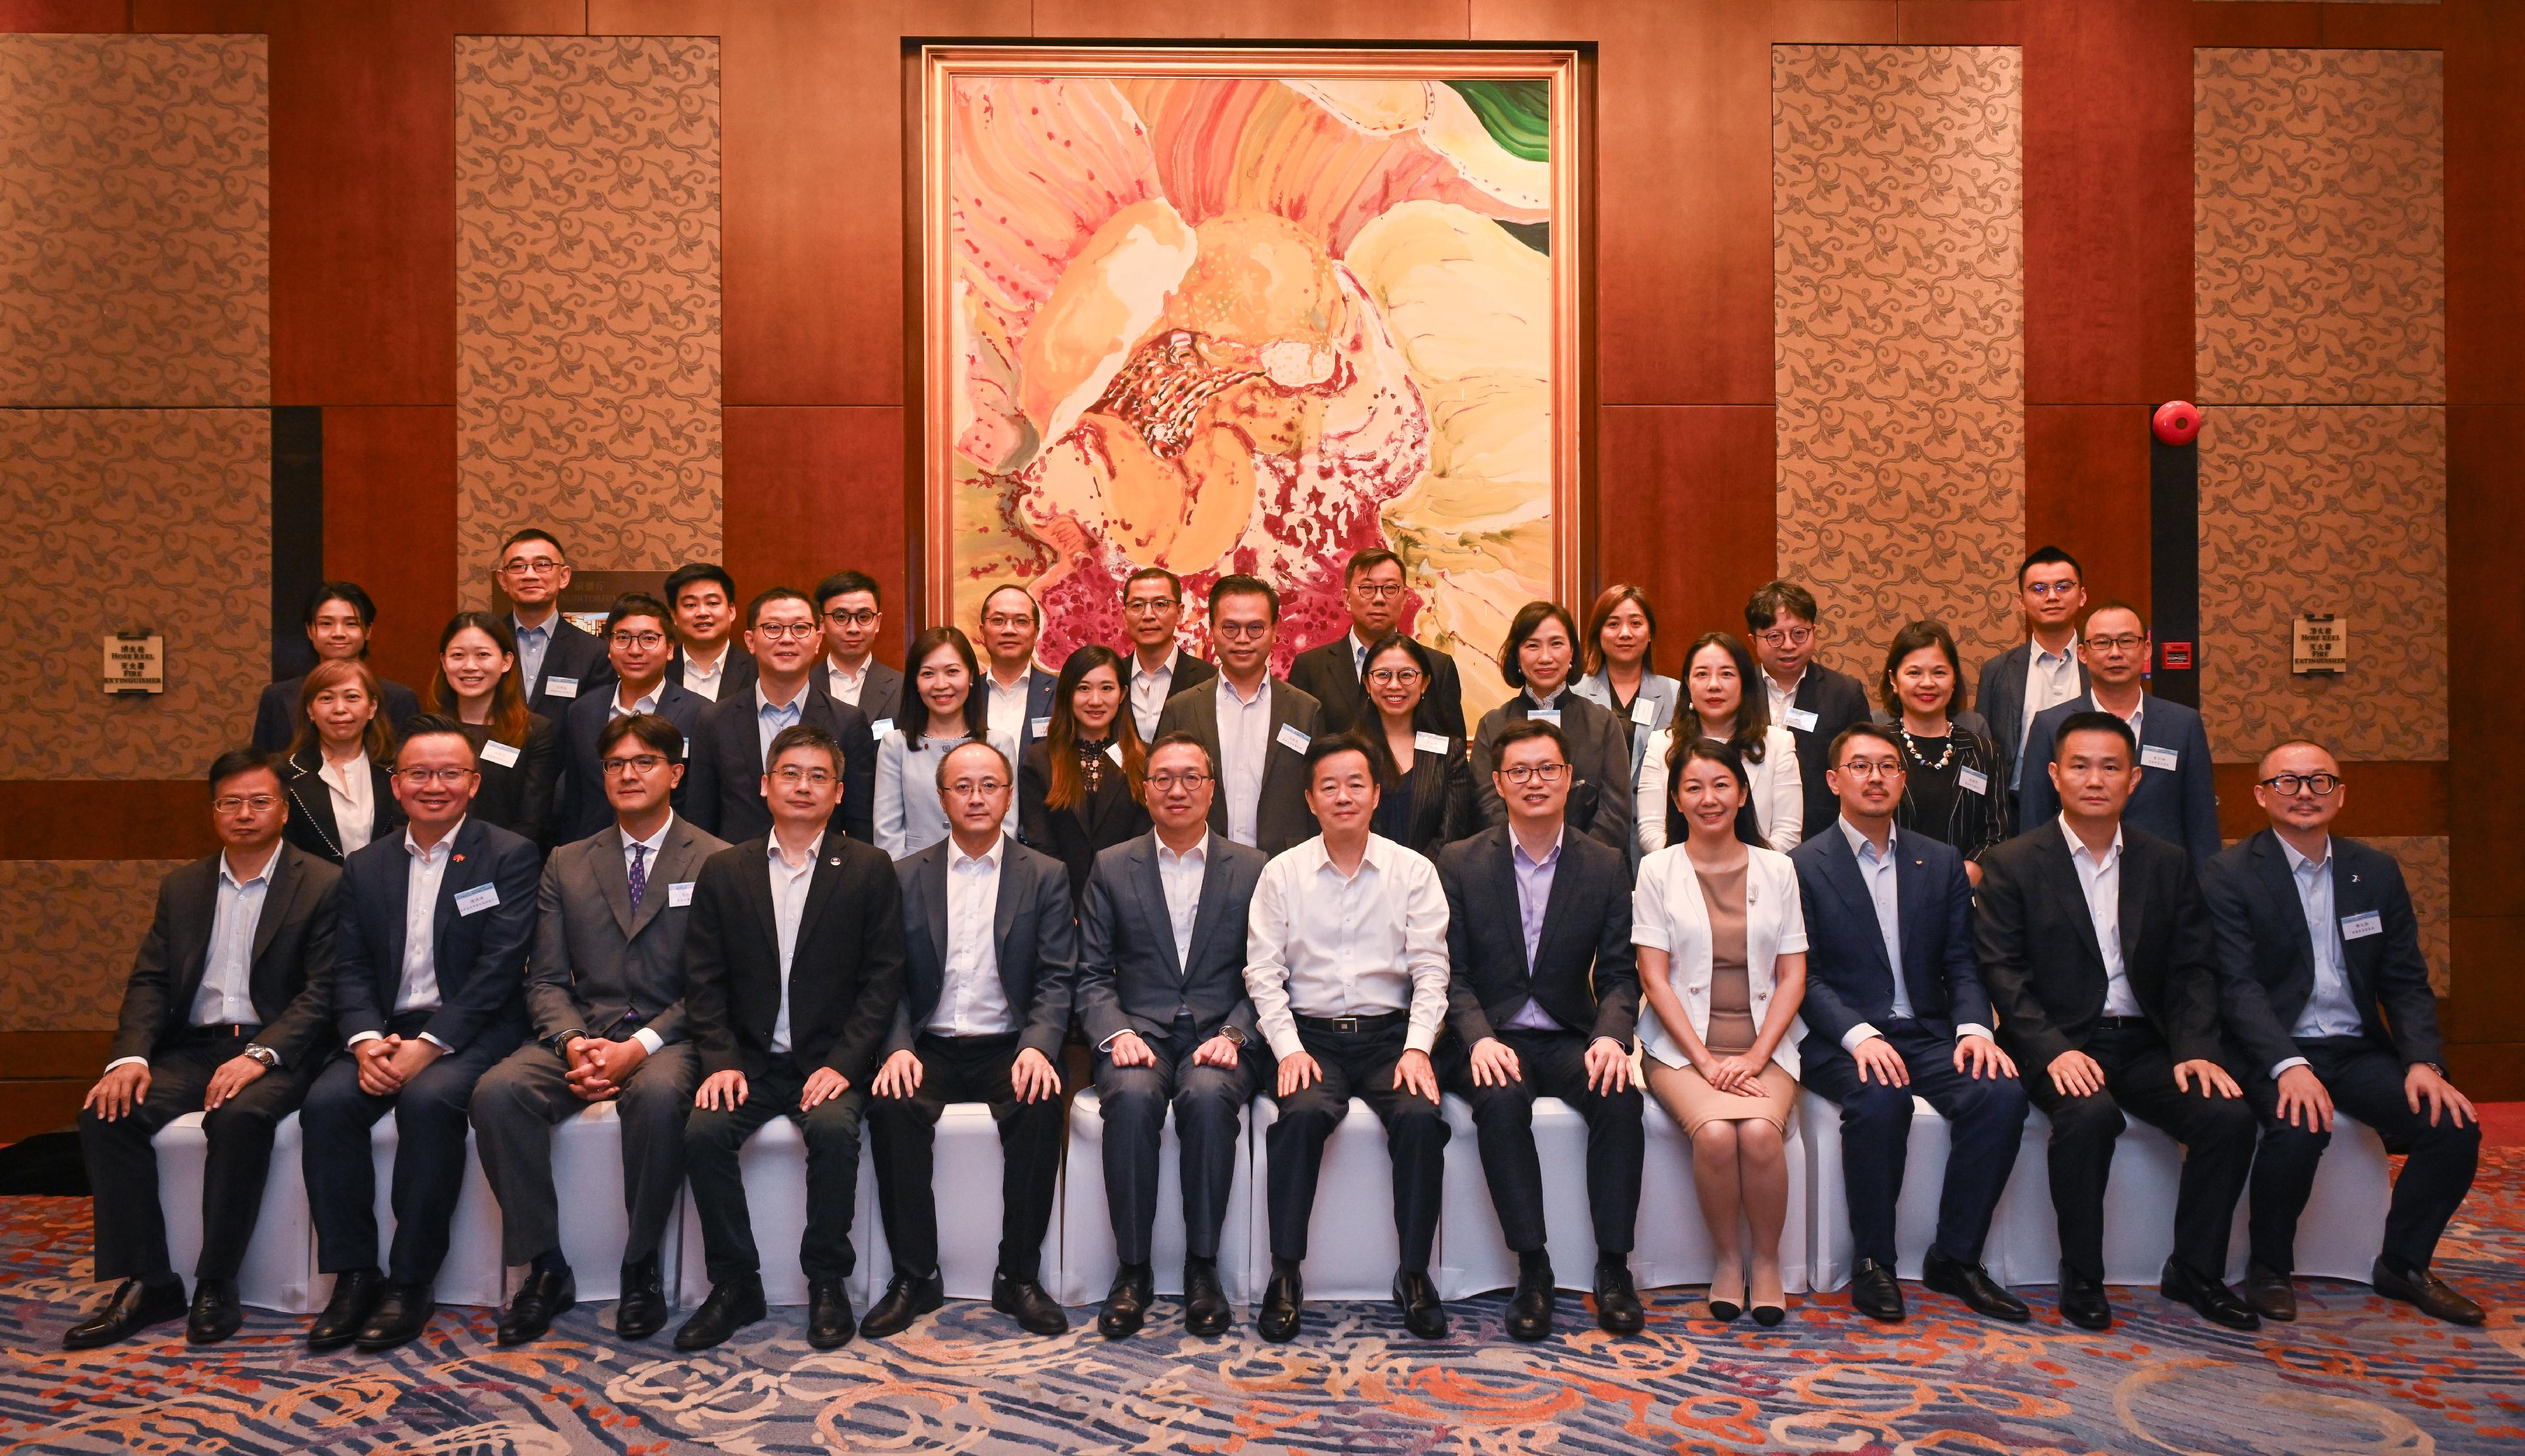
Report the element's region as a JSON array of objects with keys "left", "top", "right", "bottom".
[{"left": 2, "top": 1151, "right": 2519, "bottom": 1453}]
